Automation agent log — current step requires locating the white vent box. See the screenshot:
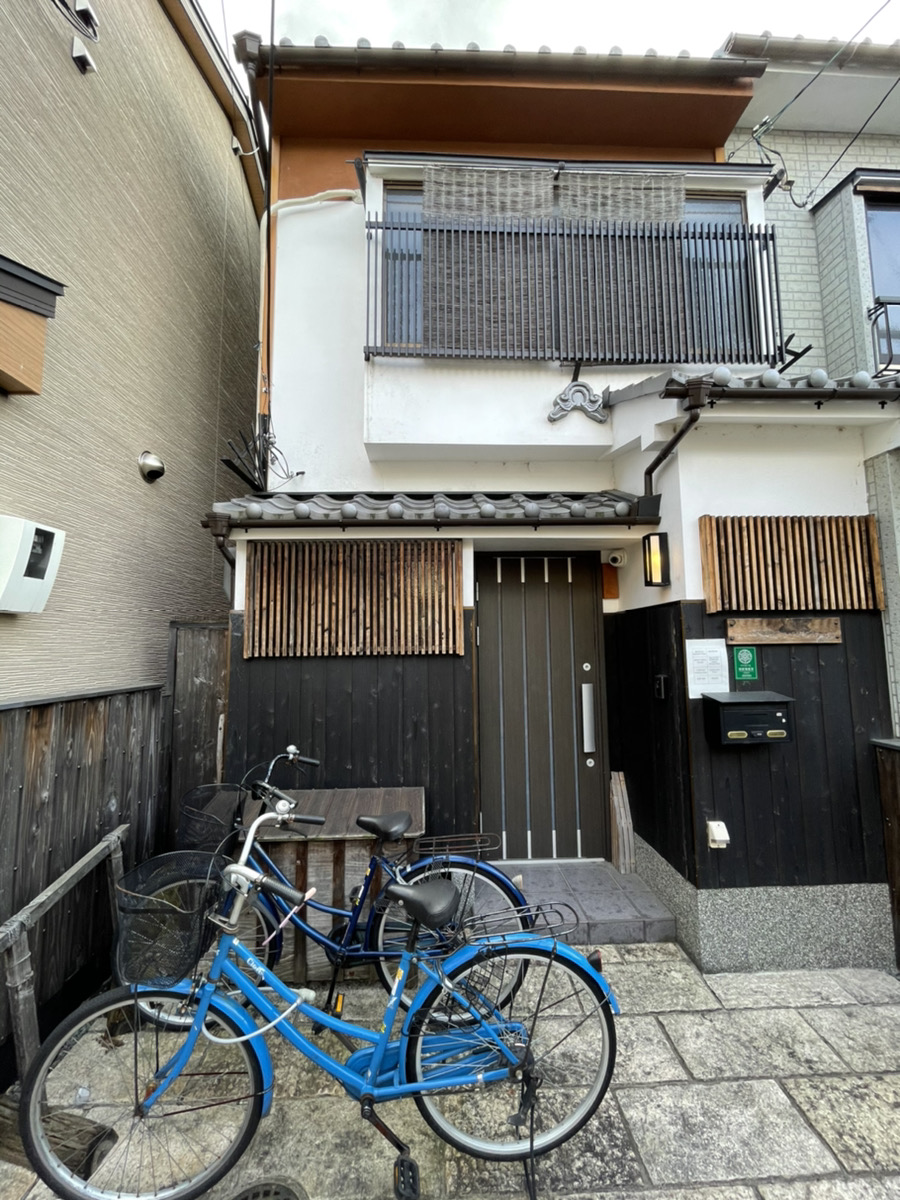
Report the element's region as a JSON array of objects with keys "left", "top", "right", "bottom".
[{"left": 0, "top": 516, "right": 65, "bottom": 613}]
